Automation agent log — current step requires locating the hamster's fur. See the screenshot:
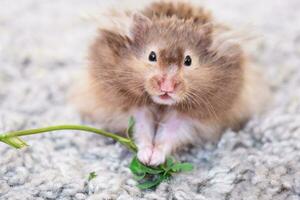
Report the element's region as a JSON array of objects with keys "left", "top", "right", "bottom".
[{"left": 72, "top": 1, "right": 270, "bottom": 166}]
